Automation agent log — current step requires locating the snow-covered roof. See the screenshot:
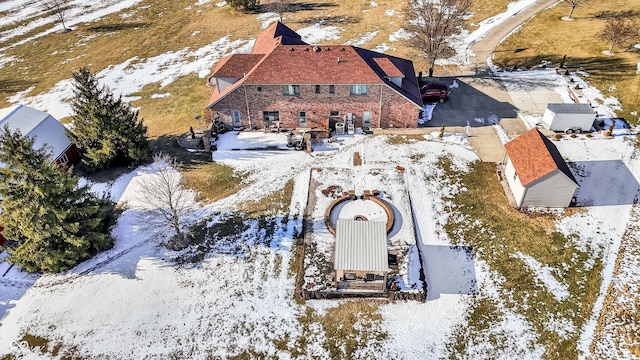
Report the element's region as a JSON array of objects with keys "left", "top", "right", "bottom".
[
  {"left": 0, "top": 104, "right": 72, "bottom": 159},
  {"left": 334, "top": 219, "right": 389, "bottom": 272}
]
